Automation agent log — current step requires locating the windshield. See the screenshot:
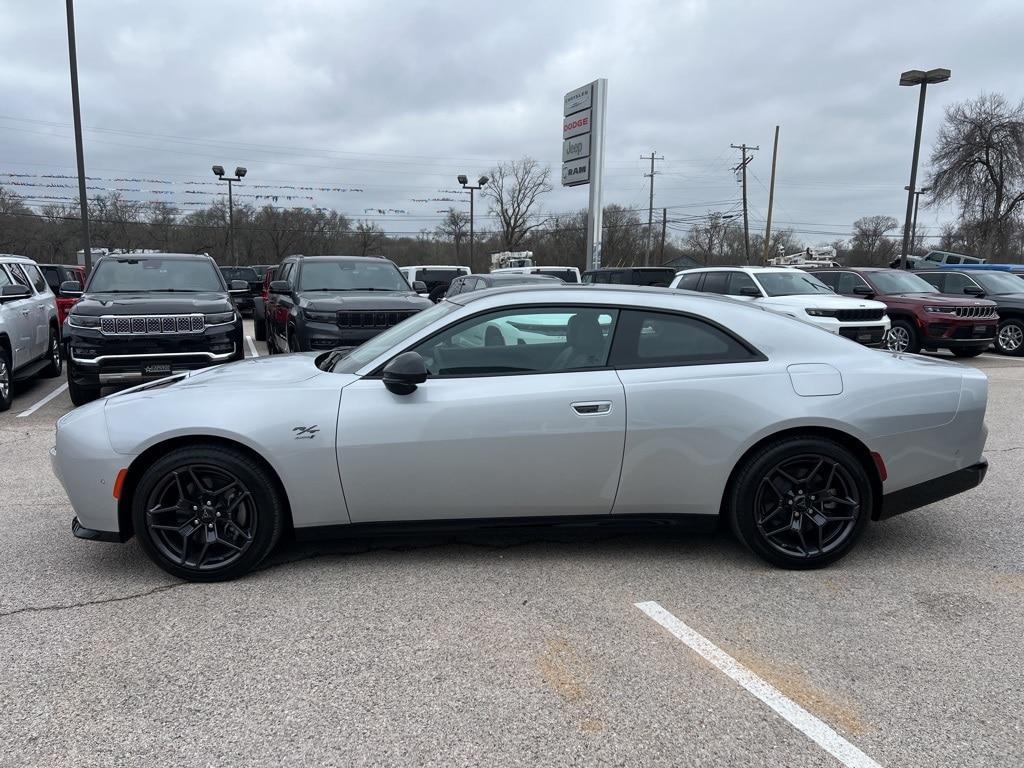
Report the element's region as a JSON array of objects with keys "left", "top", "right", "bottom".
[
  {"left": 299, "top": 259, "right": 409, "bottom": 291},
  {"left": 973, "top": 271, "right": 1024, "bottom": 294},
  {"left": 870, "top": 271, "right": 937, "bottom": 294},
  {"left": 222, "top": 267, "right": 259, "bottom": 281},
  {"left": 329, "top": 301, "right": 458, "bottom": 373},
  {"left": 87, "top": 258, "right": 224, "bottom": 292},
  {"left": 755, "top": 271, "right": 834, "bottom": 296}
]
